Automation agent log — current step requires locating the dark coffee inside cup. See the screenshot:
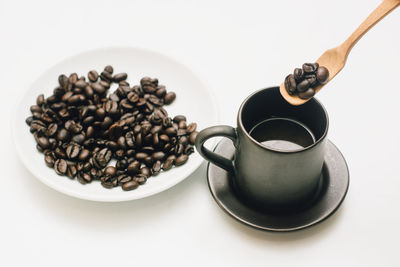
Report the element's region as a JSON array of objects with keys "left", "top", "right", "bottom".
[
  {"left": 240, "top": 88, "right": 327, "bottom": 151},
  {"left": 249, "top": 117, "right": 316, "bottom": 151}
]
